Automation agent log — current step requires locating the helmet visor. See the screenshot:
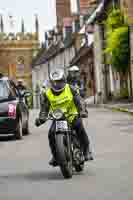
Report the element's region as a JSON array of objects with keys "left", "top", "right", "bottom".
[{"left": 51, "top": 80, "right": 65, "bottom": 92}]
